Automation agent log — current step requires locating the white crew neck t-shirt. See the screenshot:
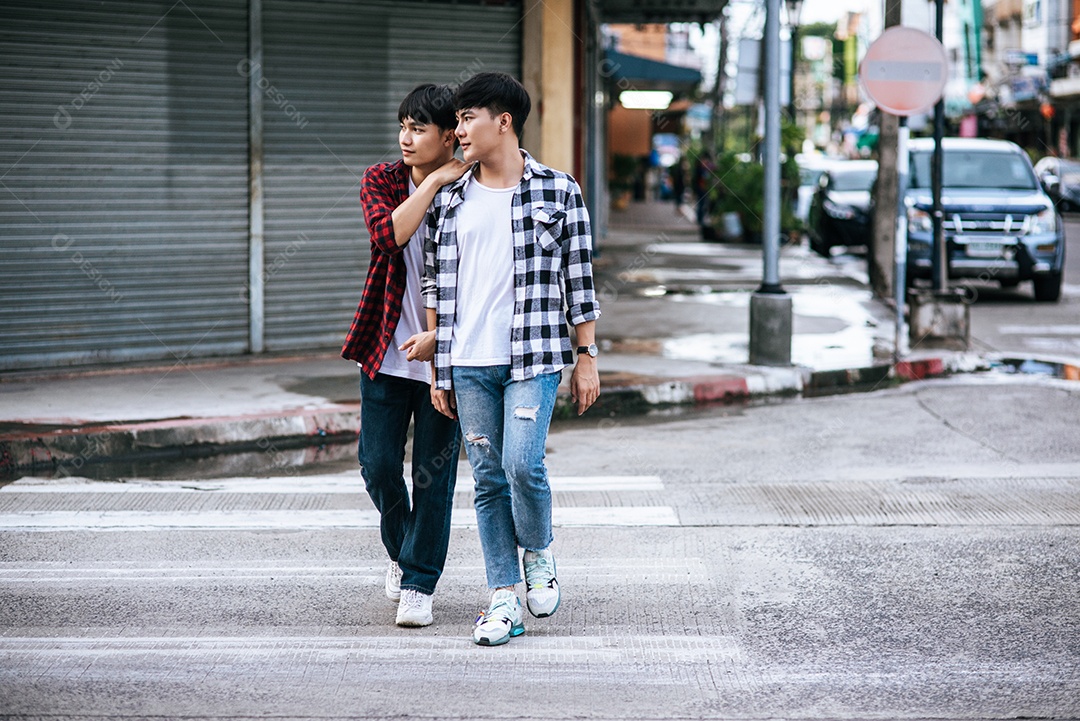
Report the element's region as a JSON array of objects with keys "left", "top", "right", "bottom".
[
  {"left": 451, "top": 179, "right": 516, "bottom": 366},
  {"left": 373, "top": 176, "right": 430, "bottom": 384}
]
